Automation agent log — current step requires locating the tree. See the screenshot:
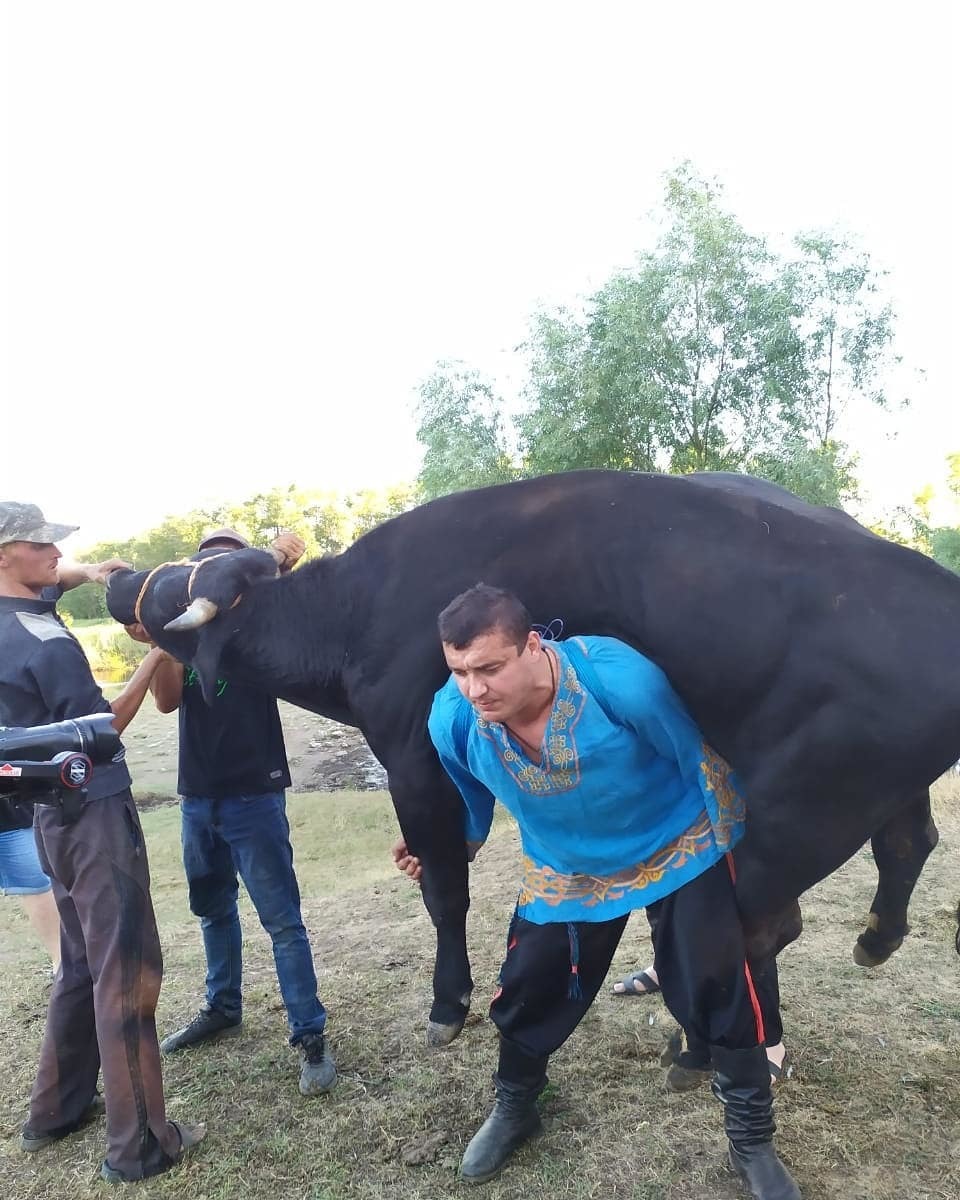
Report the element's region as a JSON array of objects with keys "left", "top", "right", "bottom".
[
  {"left": 909, "top": 454, "right": 960, "bottom": 574},
  {"left": 346, "top": 483, "right": 419, "bottom": 540},
  {"left": 788, "top": 233, "right": 898, "bottom": 451},
  {"left": 227, "top": 486, "right": 347, "bottom": 557},
  {"left": 56, "top": 481, "right": 422, "bottom": 621},
  {"left": 520, "top": 165, "right": 813, "bottom": 480},
  {"left": 415, "top": 364, "right": 516, "bottom": 500},
  {"left": 416, "top": 165, "right": 901, "bottom": 507},
  {"left": 746, "top": 438, "right": 860, "bottom": 509}
]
